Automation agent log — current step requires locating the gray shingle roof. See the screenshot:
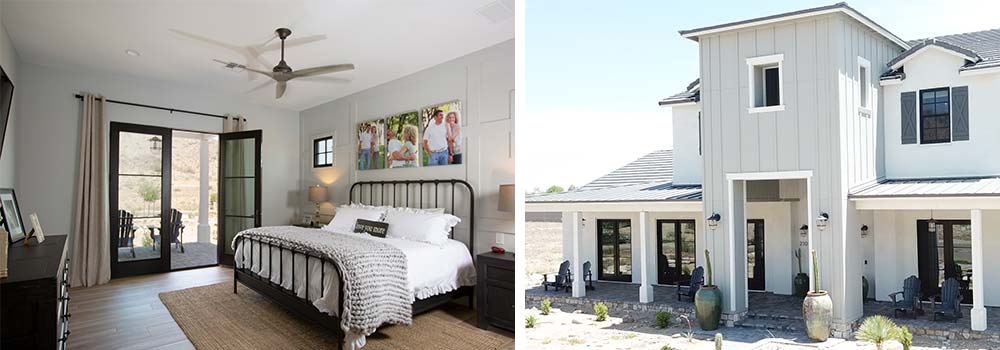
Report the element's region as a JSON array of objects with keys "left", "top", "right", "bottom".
[
  {"left": 883, "top": 28, "right": 1000, "bottom": 79},
  {"left": 850, "top": 176, "right": 1000, "bottom": 198},
  {"left": 659, "top": 79, "right": 700, "bottom": 106},
  {"left": 578, "top": 150, "right": 674, "bottom": 191},
  {"left": 526, "top": 181, "right": 702, "bottom": 203}
]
